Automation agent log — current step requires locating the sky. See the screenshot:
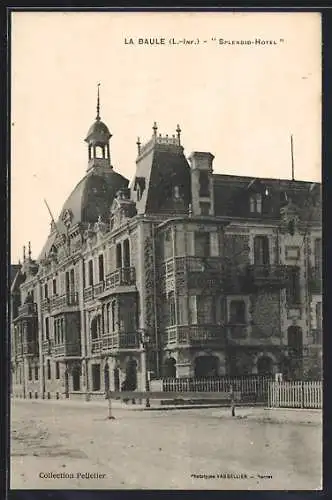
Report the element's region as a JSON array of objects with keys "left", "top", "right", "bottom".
[{"left": 11, "top": 11, "right": 321, "bottom": 263}]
